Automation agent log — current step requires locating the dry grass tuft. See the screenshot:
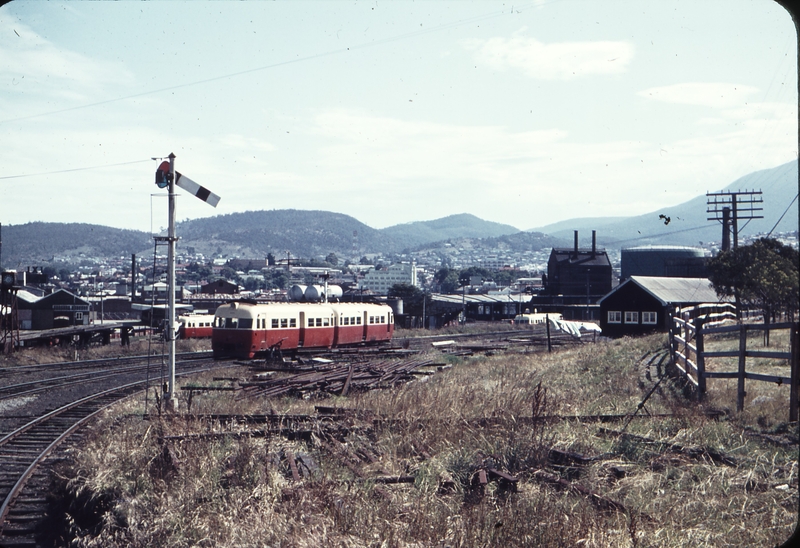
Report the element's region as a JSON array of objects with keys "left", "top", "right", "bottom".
[{"left": 52, "top": 333, "right": 797, "bottom": 547}]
